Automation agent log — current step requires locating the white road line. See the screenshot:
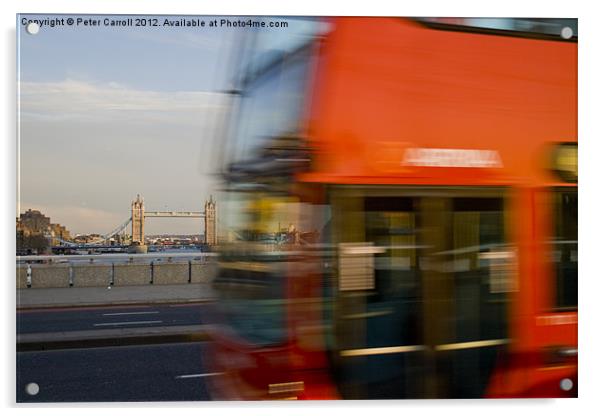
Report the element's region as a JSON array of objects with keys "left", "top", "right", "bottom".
[
  {"left": 93, "top": 320, "right": 163, "bottom": 327},
  {"left": 102, "top": 311, "right": 160, "bottom": 316},
  {"left": 175, "top": 372, "right": 224, "bottom": 379}
]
